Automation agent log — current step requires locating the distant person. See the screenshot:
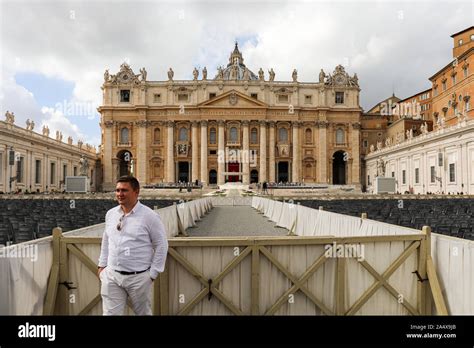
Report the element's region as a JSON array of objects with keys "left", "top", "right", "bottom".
[
  {"left": 98, "top": 176, "right": 168, "bottom": 315},
  {"left": 263, "top": 181, "right": 268, "bottom": 194}
]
